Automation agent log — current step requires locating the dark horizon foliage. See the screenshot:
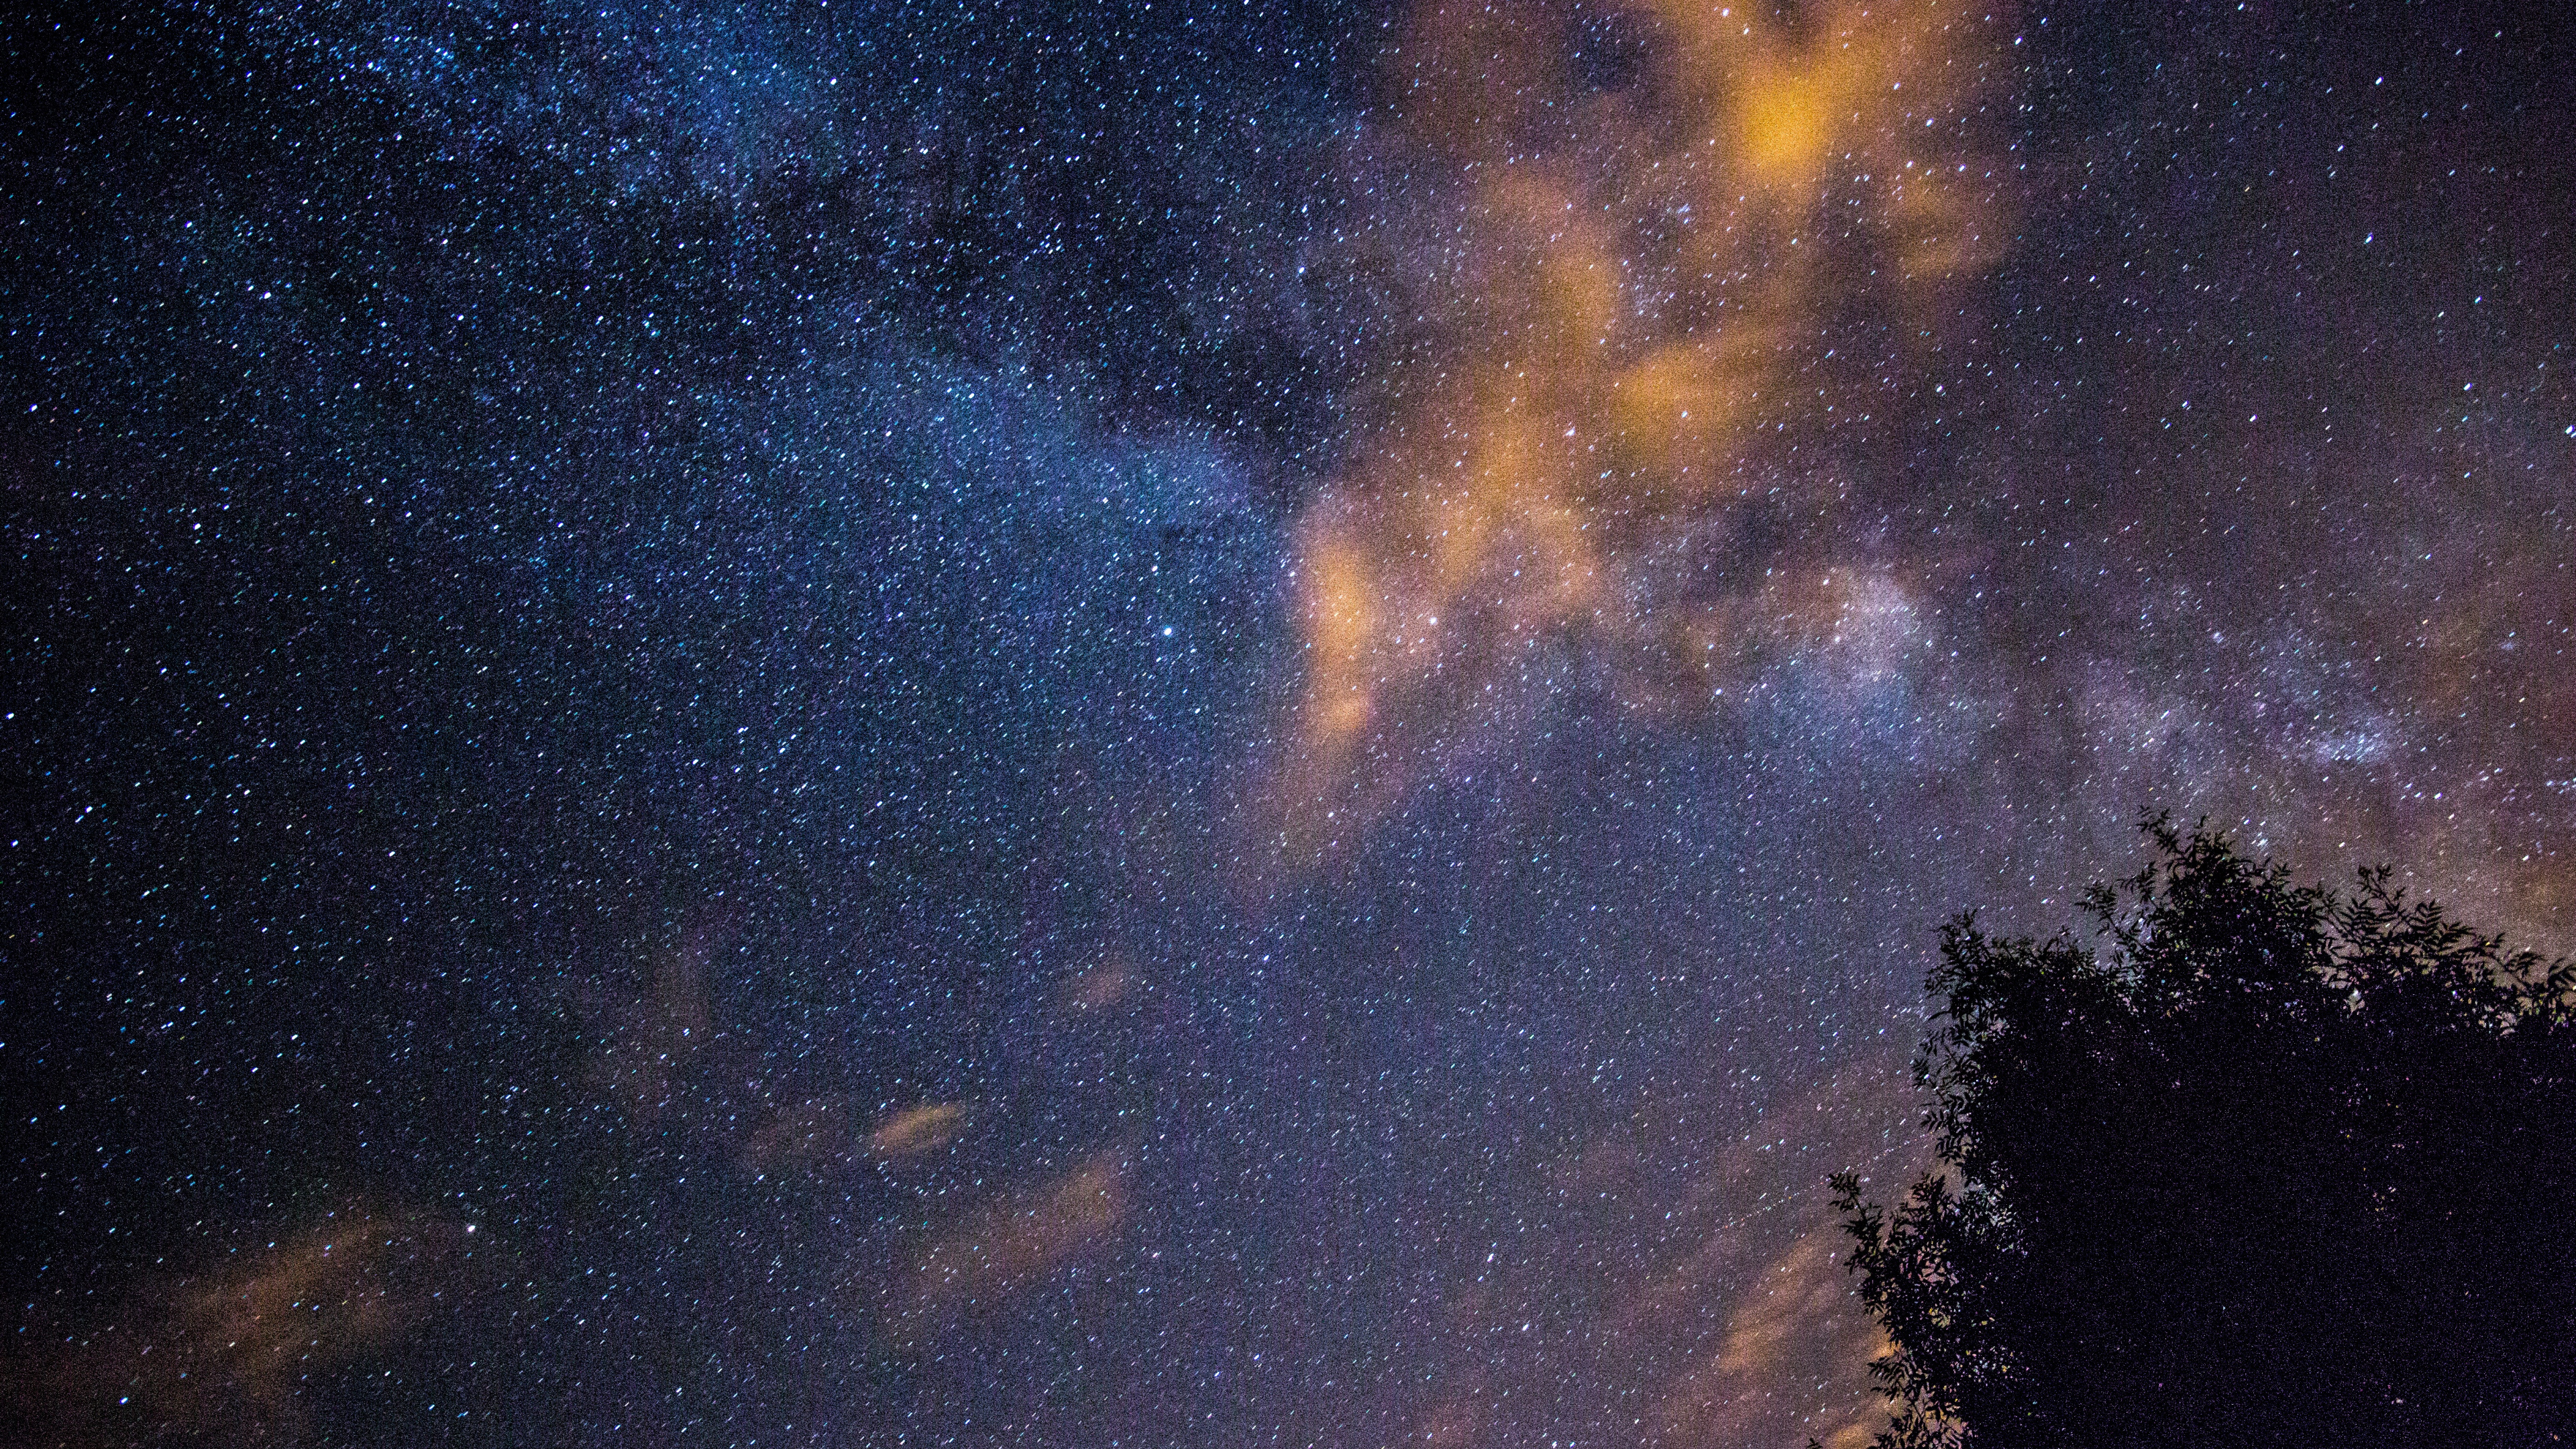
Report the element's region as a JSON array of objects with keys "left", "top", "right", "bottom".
[{"left": 1831, "top": 817, "right": 2576, "bottom": 1448}]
